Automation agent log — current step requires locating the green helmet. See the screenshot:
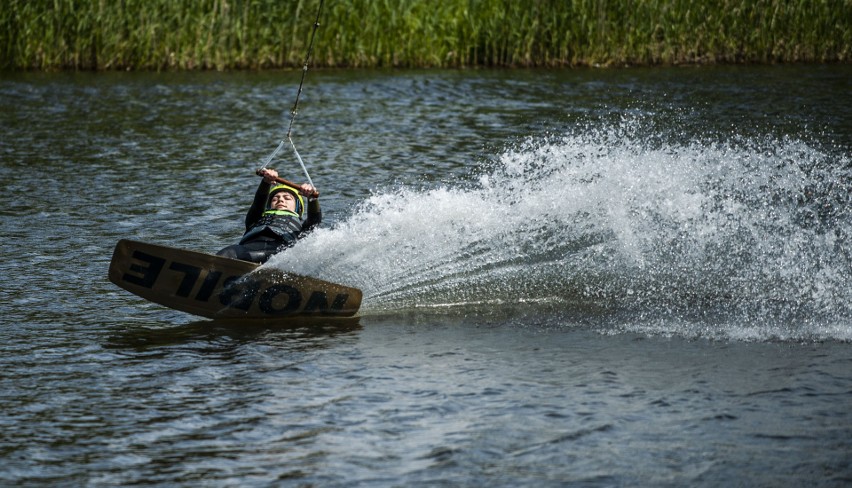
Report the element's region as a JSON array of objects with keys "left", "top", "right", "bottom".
[{"left": 267, "top": 184, "right": 304, "bottom": 217}]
